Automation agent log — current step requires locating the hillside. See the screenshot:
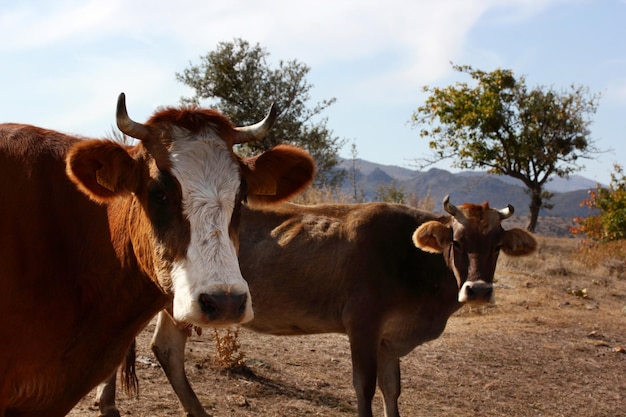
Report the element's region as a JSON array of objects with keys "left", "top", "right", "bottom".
[{"left": 337, "top": 159, "right": 602, "bottom": 233}]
